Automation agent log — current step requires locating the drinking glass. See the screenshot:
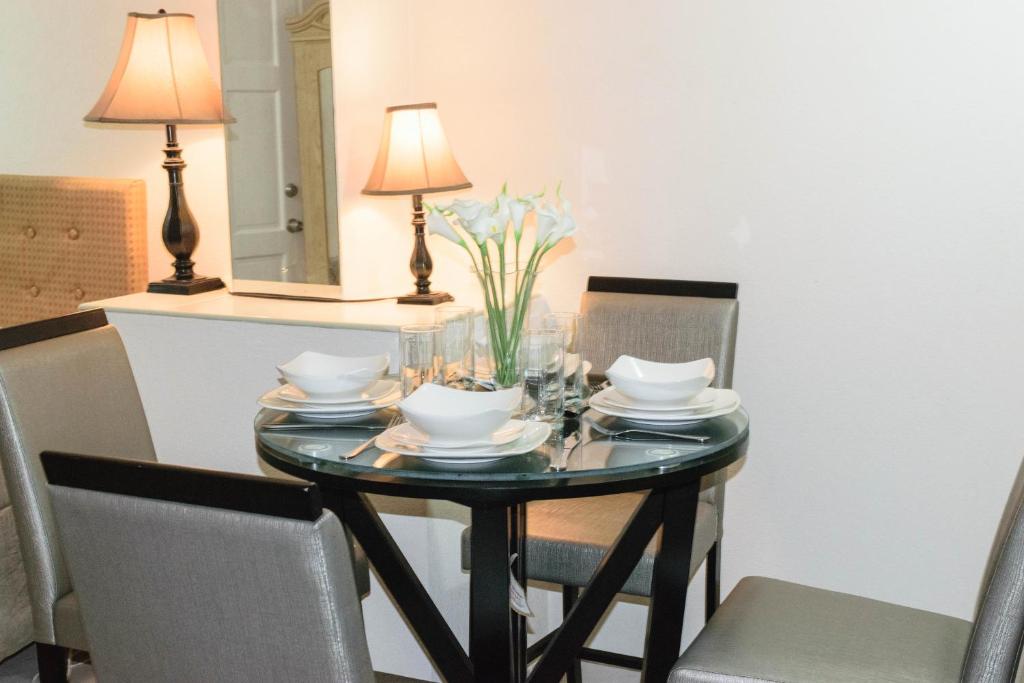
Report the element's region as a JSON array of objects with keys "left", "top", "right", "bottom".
[
  {"left": 543, "top": 312, "right": 585, "bottom": 405},
  {"left": 399, "top": 324, "right": 443, "bottom": 397},
  {"left": 519, "top": 329, "right": 565, "bottom": 421},
  {"left": 435, "top": 305, "right": 475, "bottom": 388}
]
